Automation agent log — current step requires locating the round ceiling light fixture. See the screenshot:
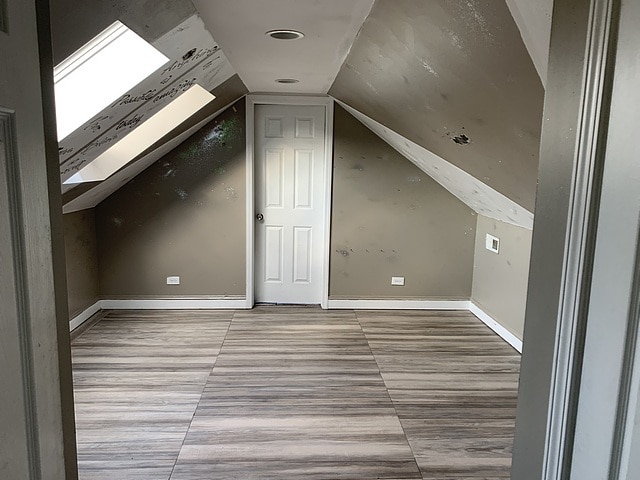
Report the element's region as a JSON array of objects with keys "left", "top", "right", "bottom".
[
  {"left": 275, "top": 78, "right": 300, "bottom": 84},
  {"left": 266, "top": 29, "right": 305, "bottom": 40}
]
